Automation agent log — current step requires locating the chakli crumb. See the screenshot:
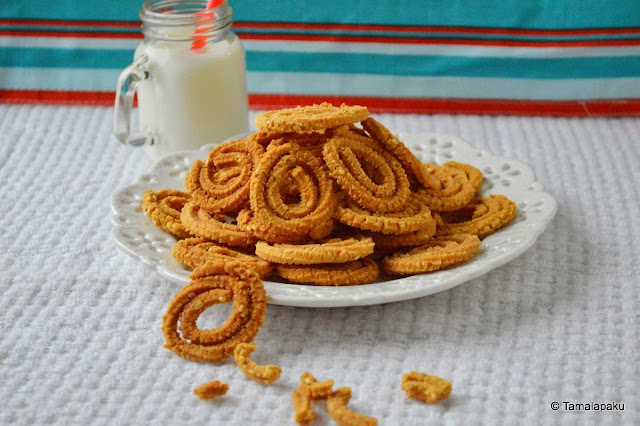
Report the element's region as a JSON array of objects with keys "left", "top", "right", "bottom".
[
  {"left": 401, "top": 371, "right": 452, "bottom": 404},
  {"left": 193, "top": 380, "right": 229, "bottom": 400},
  {"left": 233, "top": 342, "right": 282, "bottom": 385}
]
